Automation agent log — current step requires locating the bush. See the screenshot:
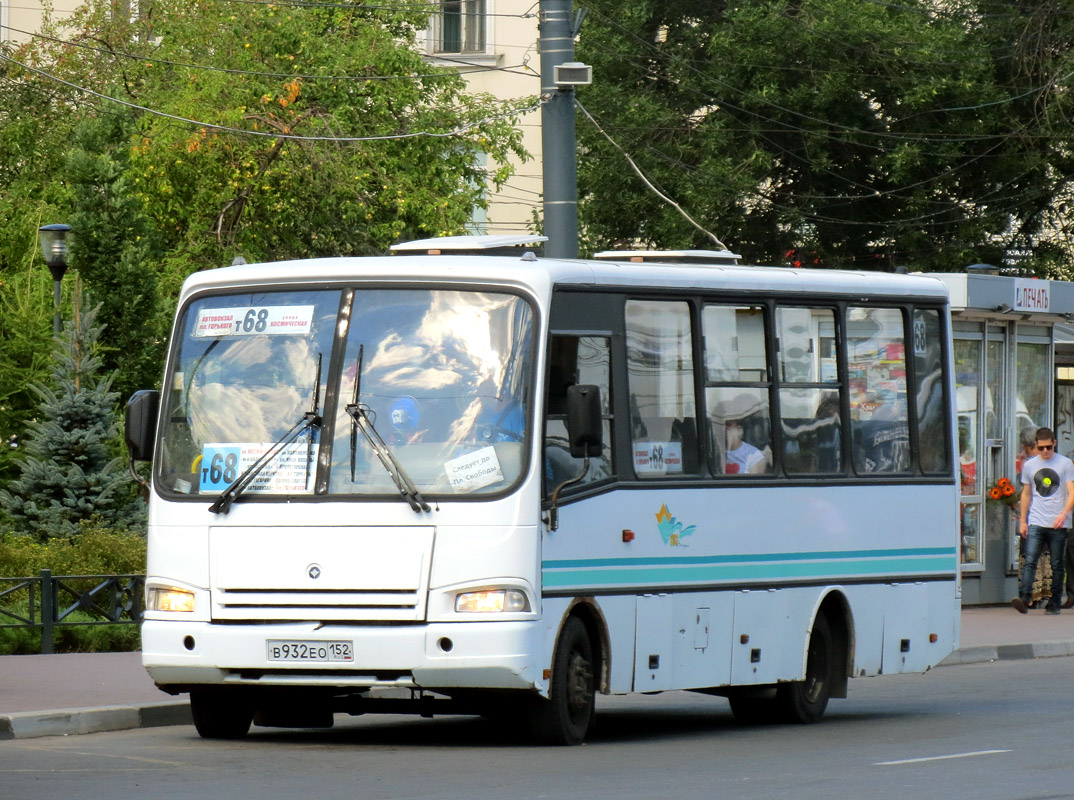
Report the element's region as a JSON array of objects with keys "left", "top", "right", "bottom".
[
  {"left": 0, "top": 525, "right": 146, "bottom": 577},
  {"left": 0, "top": 613, "right": 142, "bottom": 655},
  {"left": 0, "top": 525, "right": 146, "bottom": 654}
]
